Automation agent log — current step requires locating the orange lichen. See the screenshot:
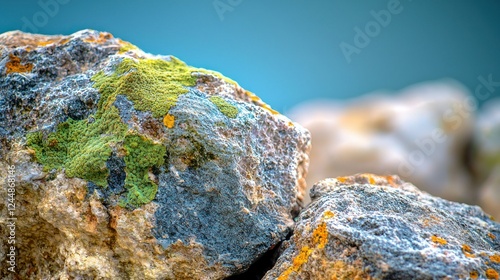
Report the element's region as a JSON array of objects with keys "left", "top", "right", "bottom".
[
  {"left": 470, "top": 271, "right": 479, "bottom": 279},
  {"left": 461, "top": 244, "right": 475, "bottom": 258},
  {"left": 361, "top": 174, "right": 376, "bottom": 185},
  {"left": 5, "top": 54, "right": 33, "bottom": 74},
  {"left": 278, "top": 222, "right": 329, "bottom": 280},
  {"left": 245, "top": 90, "right": 262, "bottom": 102},
  {"left": 163, "top": 114, "right": 175, "bottom": 128},
  {"left": 486, "top": 268, "right": 499, "bottom": 280},
  {"left": 292, "top": 247, "right": 313, "bottom": 269},
  {"left": 336, "top": 174, "right": 402, "bottom": 187},
  {"left": 31, "top": 38, "right": 63, "bottom": 47},
  {"left": 313, "top": 222, "right": 328, "bottom": 249},
  {"left": 0, "top": 33, "right": 69, "bottom": 50},
  {"left": 262, "top": 104, "right": 279, "bottom": 115},
  {"left": 430, "top": 235, "right": 447, "bottom": 245},
  {"left": 422, "top": 215, "right": 441, "bottom": 227},
  {"left": 278, "top": 246, "right": 314, "bottom": 280},
  {"left": 490, "top": 254, "right": 500, "bottom": 263},
  {"left": 243, "top": 90, "right": 280, "bottom": 115},
  {"left": 337, "top": 177, "right": 348, "bottom": 183},
  {"left": 83, "top": 32, "right": 113, "bottom": 44},
  {"left": 385, "top": 175, "right": 396, "bottom": 187},
  {"left": 488, "top": 232, "right": 496, "bottom": 240}
]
